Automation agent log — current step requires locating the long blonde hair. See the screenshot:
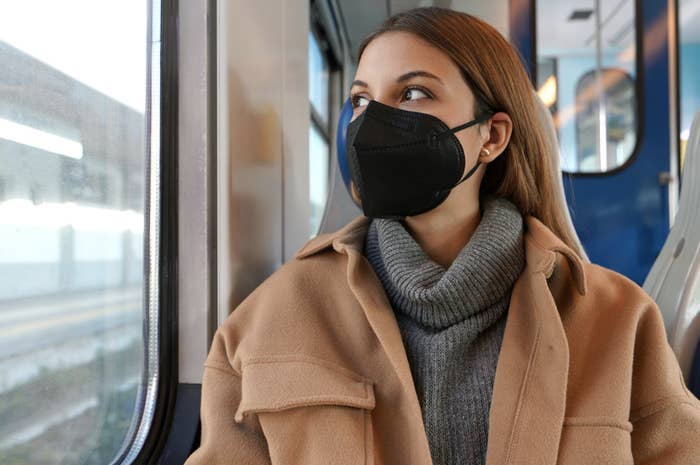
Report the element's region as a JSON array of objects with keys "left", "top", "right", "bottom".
[{"left": 358, "top": 7, "right": 585, "bottom": 259}]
